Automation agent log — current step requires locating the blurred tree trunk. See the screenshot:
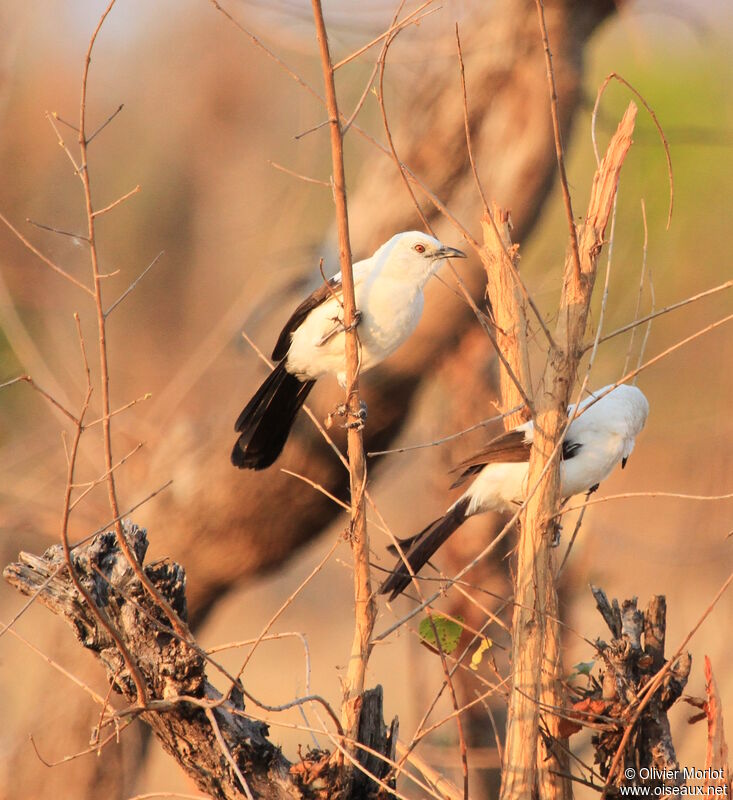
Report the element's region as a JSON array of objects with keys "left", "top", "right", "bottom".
[
  {"left": 4, "top": 1, "right": 618, "bottom": 799},
  {"left": 143, "top": 0, "right": 617, "bottom": 614}
]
